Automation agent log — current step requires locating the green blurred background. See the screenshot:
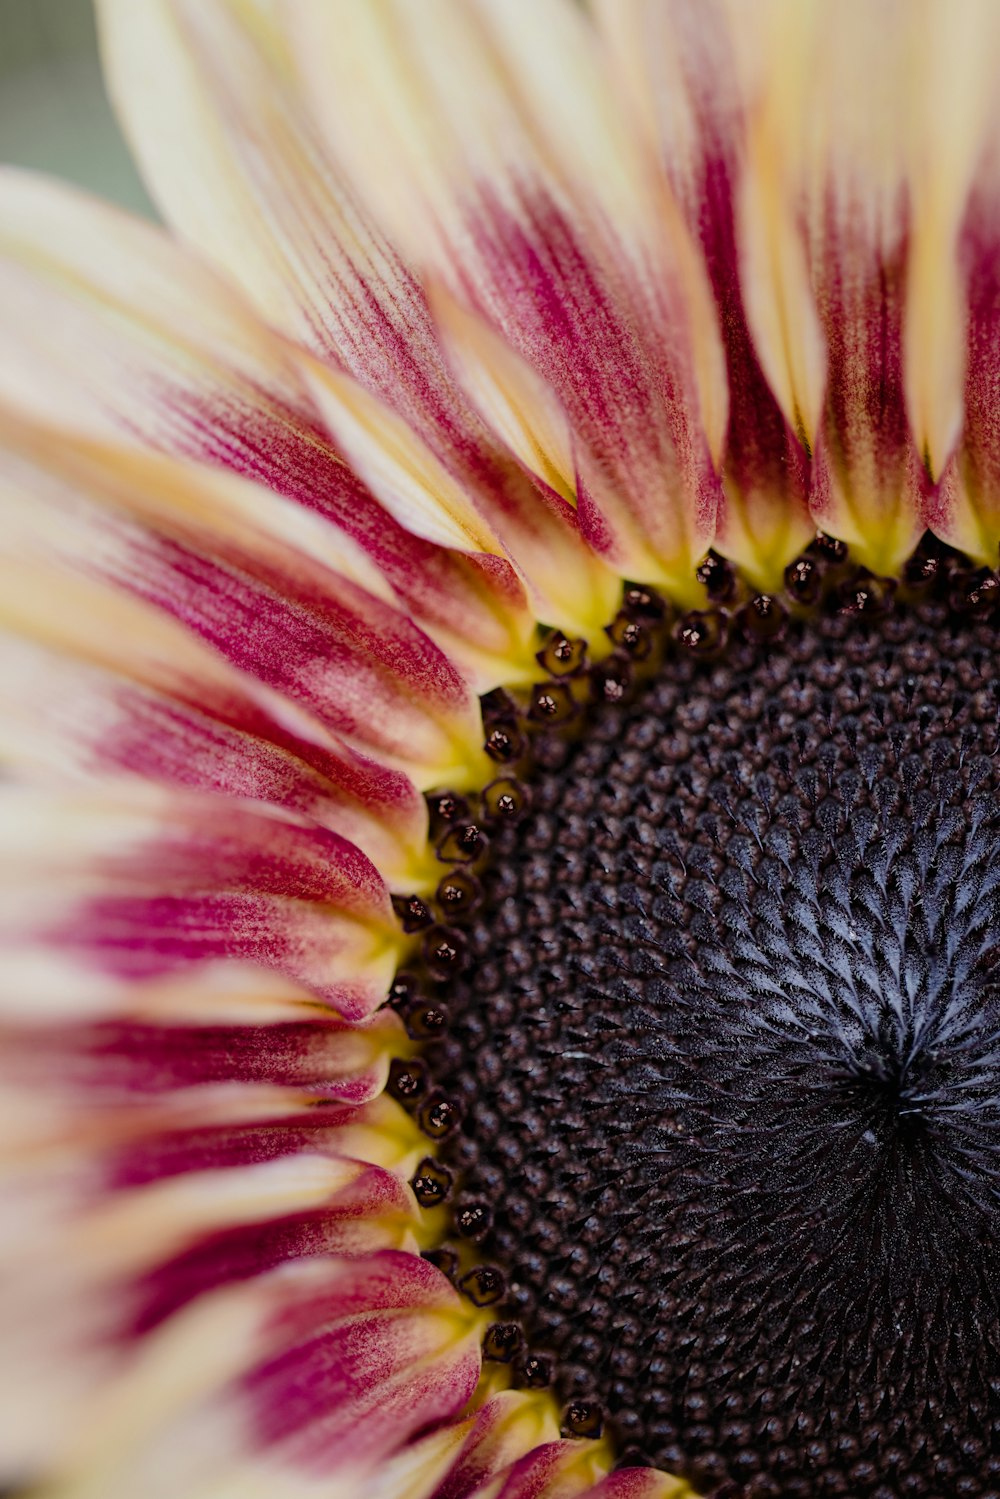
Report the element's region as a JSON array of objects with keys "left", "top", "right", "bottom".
[{"left": 0, "top": 0, "right": 154, "bottom": 215}]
